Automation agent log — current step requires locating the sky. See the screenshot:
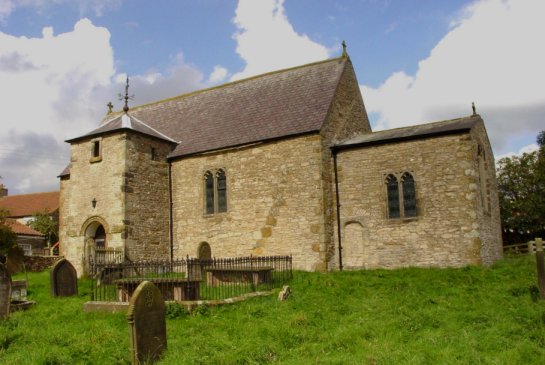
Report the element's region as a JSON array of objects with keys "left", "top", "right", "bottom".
[{"left": 0, "top": 0, "right": 543, "bottom": 194}]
